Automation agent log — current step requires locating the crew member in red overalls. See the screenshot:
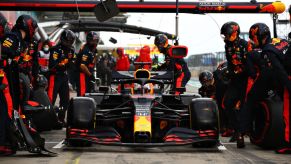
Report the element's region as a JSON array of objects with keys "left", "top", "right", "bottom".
[{"left": 135, "top": 45, "right": 152, "bottom": 70}]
